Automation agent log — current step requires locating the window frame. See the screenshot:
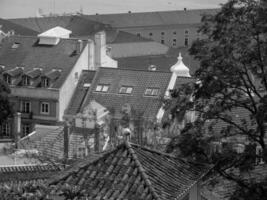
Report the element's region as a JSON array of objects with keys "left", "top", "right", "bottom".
[
  {"left": 23, "top": 75, "right": 30, "bottom": 86},
  {"left": 21, "top": 101, "right": 31, "bottom": 113},
  {"left": 1, "top": 123, "right": 11, "bottom": 137},
  {"left": 4, "top": 74, "right": 11, "bottom": 84},
  {"left": 22, "top": 123, "right": 31, "bottom": 137},
  {"left": 119, "top": 86, "right": 133, "bottom": 95},
  {"left": 144, "top": 88, "right": 160, "bottom": 96},
  {"left": 42, "top": 77, "right": 49, "bottom": 88},
  {"left": 40, "top": 102, "right": 50, "bottom": 115},
  {"left": 95, "top": 84, "right": 110, "bottom": 93}
]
